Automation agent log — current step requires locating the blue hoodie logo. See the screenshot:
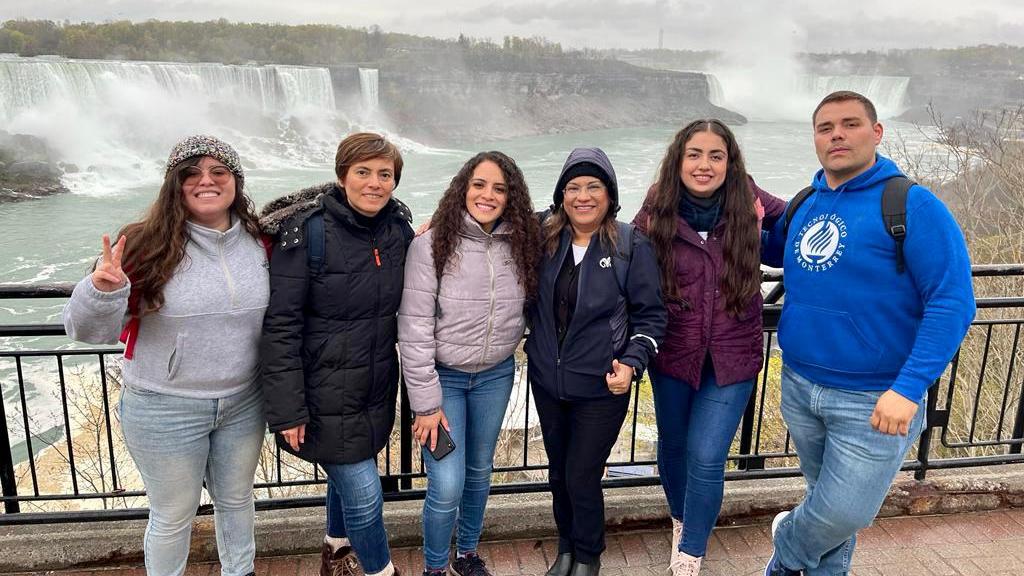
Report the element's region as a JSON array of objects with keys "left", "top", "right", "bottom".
[{"left": 794, "top": 214, "right": 847, "bottom": 271}]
